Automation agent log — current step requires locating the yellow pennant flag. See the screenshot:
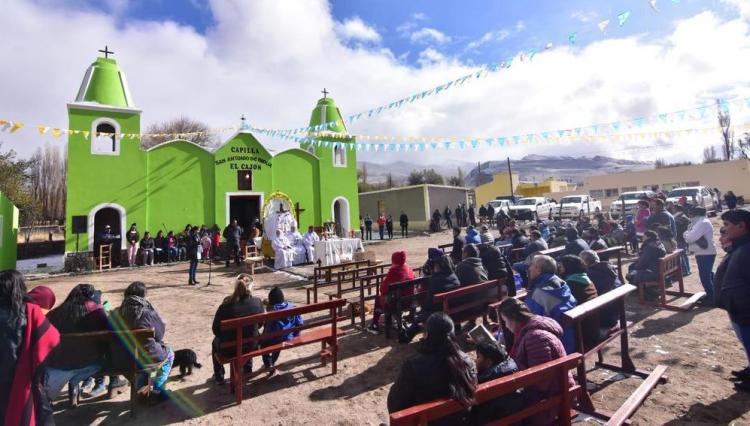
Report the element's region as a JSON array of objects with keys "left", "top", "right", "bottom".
[
  {"left": 10, "top": 122, "right": 23, "bottom": 133},
  {"left": 52, "top": 128, "right": 61, "bottom": 138},
  {"left": 38, "top": 126, "right": 49, "bottom": 135},
  {"left": 0, "top": 119, "right": 7, "bottom": 127},
  {"left": 82, "top": 130, "right": 90, "bottom": 139}
]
